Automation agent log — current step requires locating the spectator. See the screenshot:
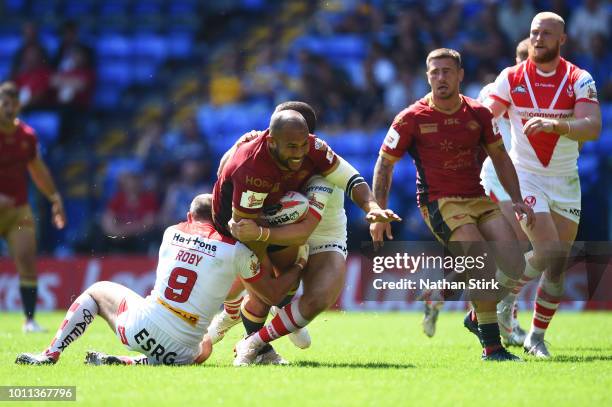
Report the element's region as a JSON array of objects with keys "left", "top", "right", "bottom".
[
  {"left": 160, "top": 160, "right": 211, "bottom": 226},
  {"left": 568, "top": 0, "right": 610, "bottom": 54},
  {"left": 497, "top": 0, "right": 536, "bottom": 44},
  {"left": 10, "top": 22, "right": 49, "bottom": 77},
  {"left": 12, "top": 45, "right": 54, "bottom": 110},
  {"left": 99, "top": 170, "right": 160, "bottom": 253},
  {"left": 53, "top": 20, "right": 95, "bottom": 70}
]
